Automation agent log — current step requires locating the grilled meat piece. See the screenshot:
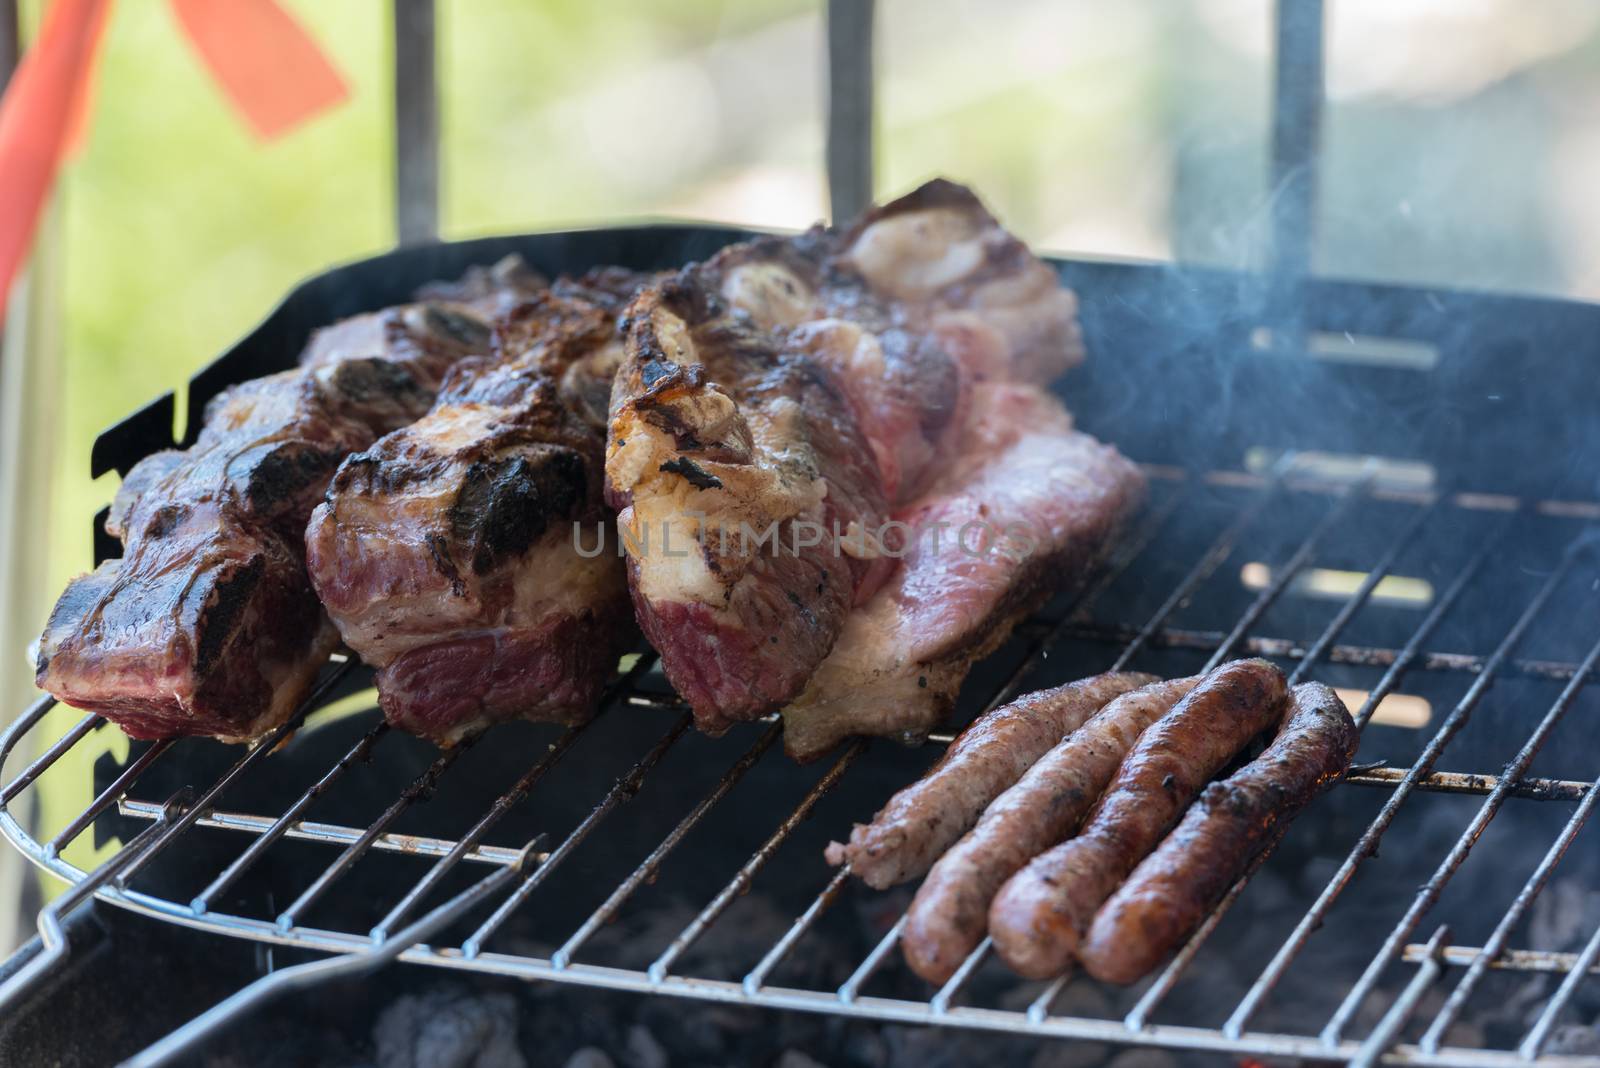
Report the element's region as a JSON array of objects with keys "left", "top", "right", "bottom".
[
  {"left": 708, "top": 237, "right": 961, "bottom": 507},
  {"left": 1079, "top": 681, "right": 1358, "bottom": 984},
  {"left": 415, "top": 253, "right": 548, "bottom": 312},
  {"left": 781, "top": 383, "right": 1146, "bottom": 761},
  {"left": 746, "top": 182, "right": 1130, "bottom": 759},
  {"left": 902, "top": 675, "right": 1202, "bottom": 984},
  {"left": 833, "top": 177, "right": 1084, "bottom": 387},
  {"left": 299, "top": 255, "right": 543, "bottom": 389},
  {"left": 606, "top": 273, "right": 891, "bottom": 733},
  {"left": 712, "top": 179, "right": 1077, "bottom": 505},
  {"left": 824, "top": 671, "right": 1156, "bottom": 891},
  {"left": 605, "top": 180, "right": 1094, "bottom": 737},
  {"left": 298, "top": 254, "right": 542, "bottom": 367},
  {"left": 989, "top": 659, "right": 1289, "bottom": 980},
  {"left": 305, "top": 289, "right": 637, "bottom": 744},
  {"left": 36, "top": 272, "right": 518, "bottom": 742}
]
